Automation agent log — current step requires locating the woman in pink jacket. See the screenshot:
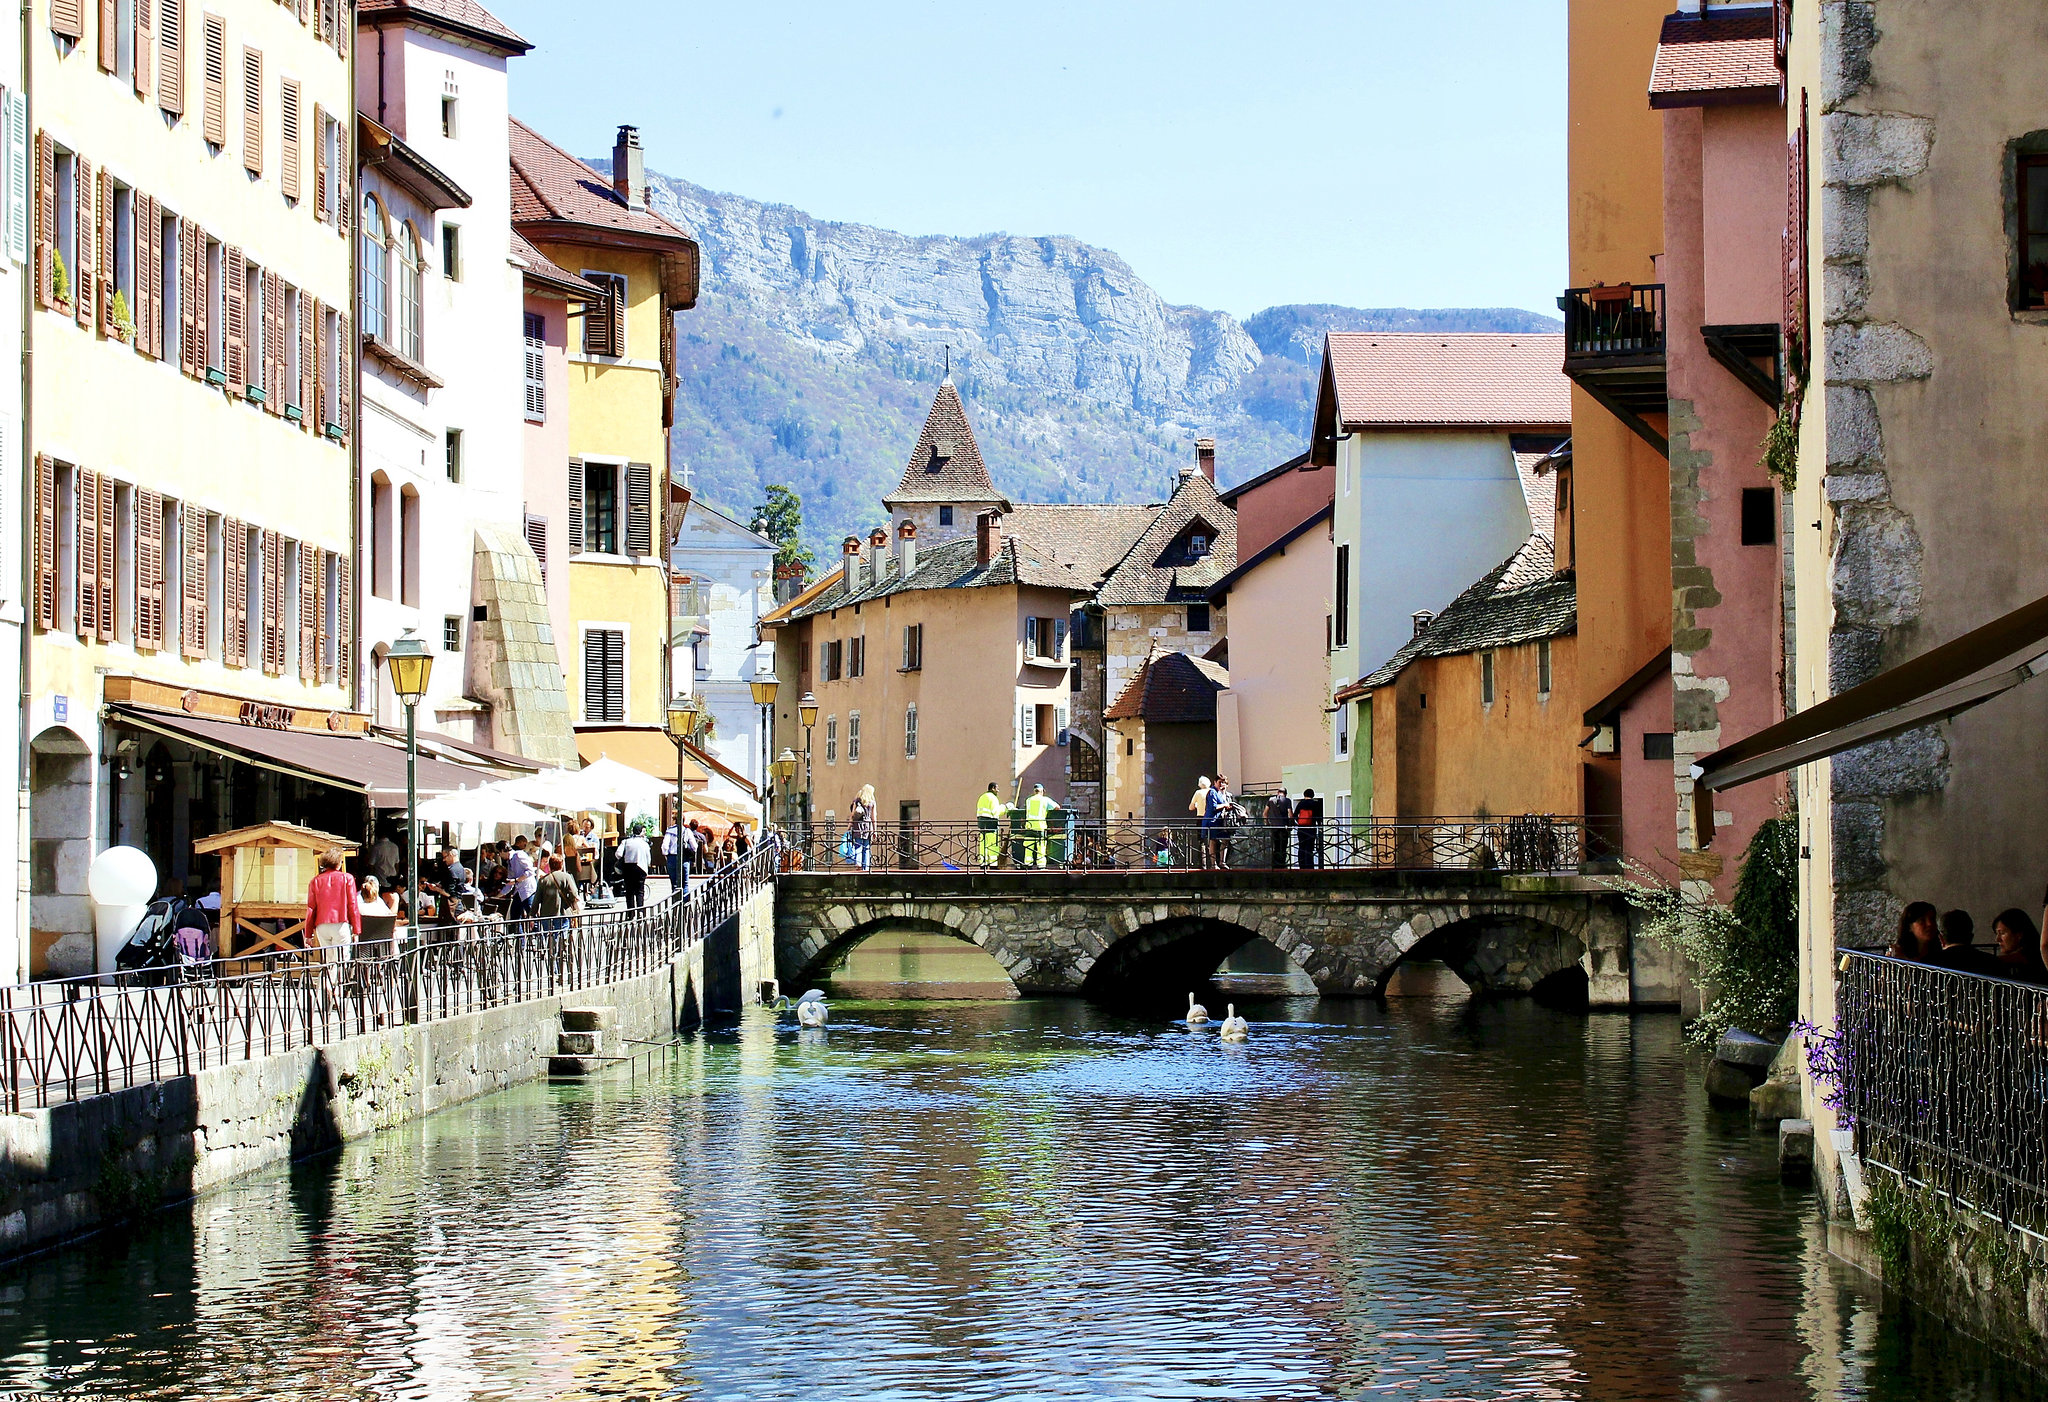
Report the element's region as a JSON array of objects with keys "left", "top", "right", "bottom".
[{"left": 306, "top": 849, "right": 363, "bottom": 958}]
